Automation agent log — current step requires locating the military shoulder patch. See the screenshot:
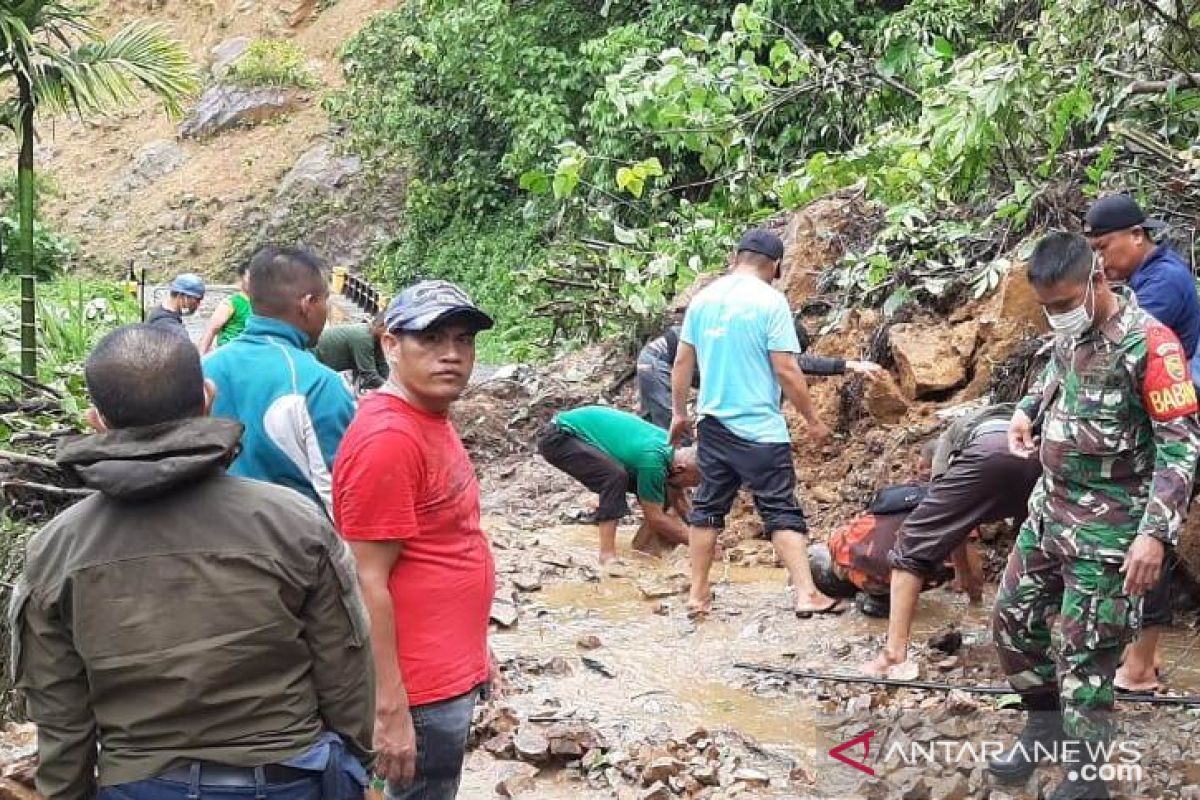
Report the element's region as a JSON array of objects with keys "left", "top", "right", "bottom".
[{"left": 1142, "top": 322, "right": 1199, "bottom": 421}]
